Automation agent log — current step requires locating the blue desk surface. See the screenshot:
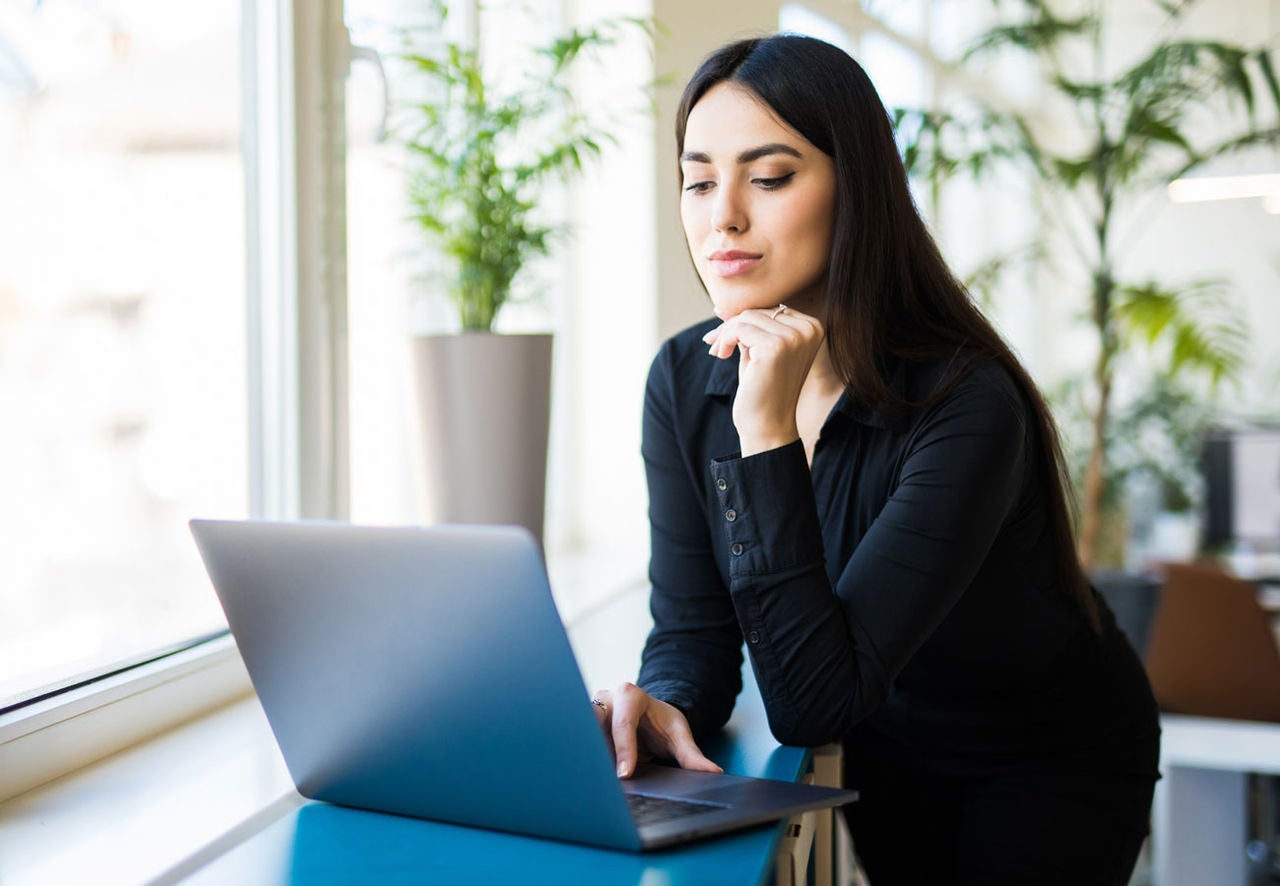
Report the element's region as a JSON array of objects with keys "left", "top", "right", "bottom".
[{"left": 181, "top": 676, "right": 810, "bottom": 886}]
